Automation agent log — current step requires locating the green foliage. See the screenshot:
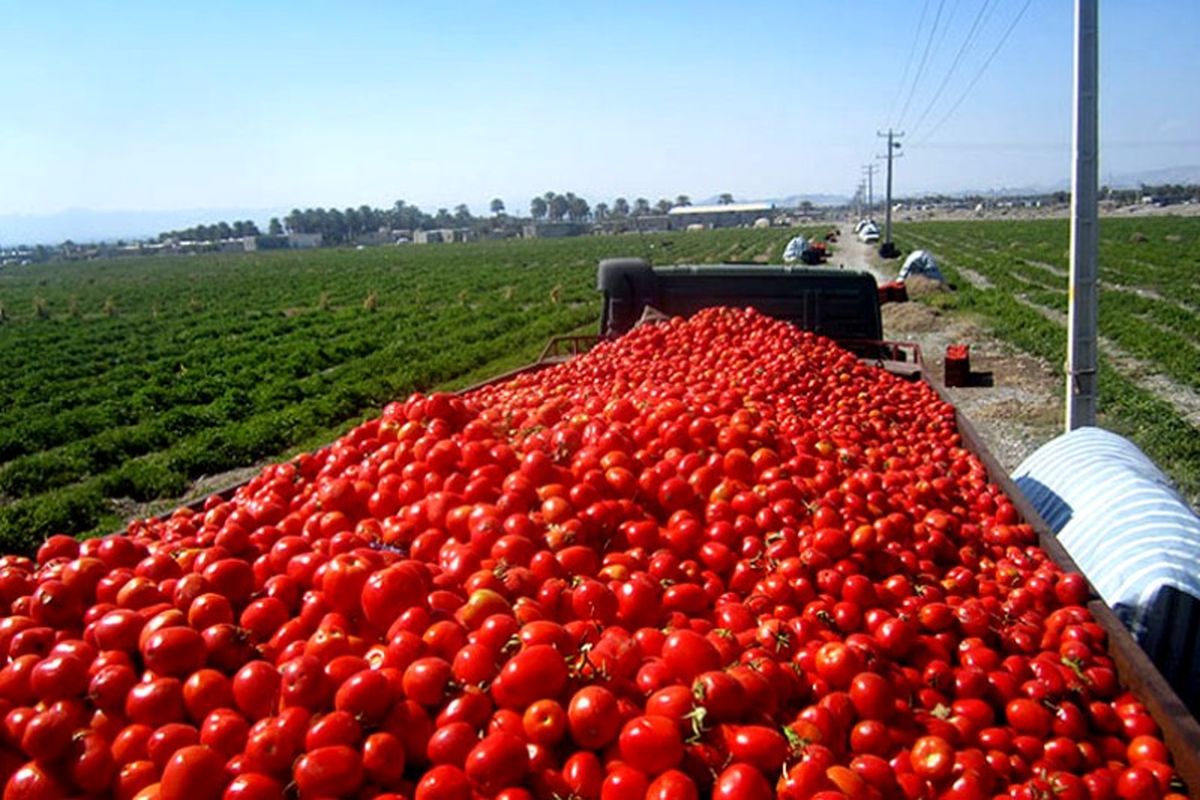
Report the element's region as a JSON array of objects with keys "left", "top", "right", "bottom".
[{"left": 0, "top": 227, "right": 810, "bottom": 552}]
